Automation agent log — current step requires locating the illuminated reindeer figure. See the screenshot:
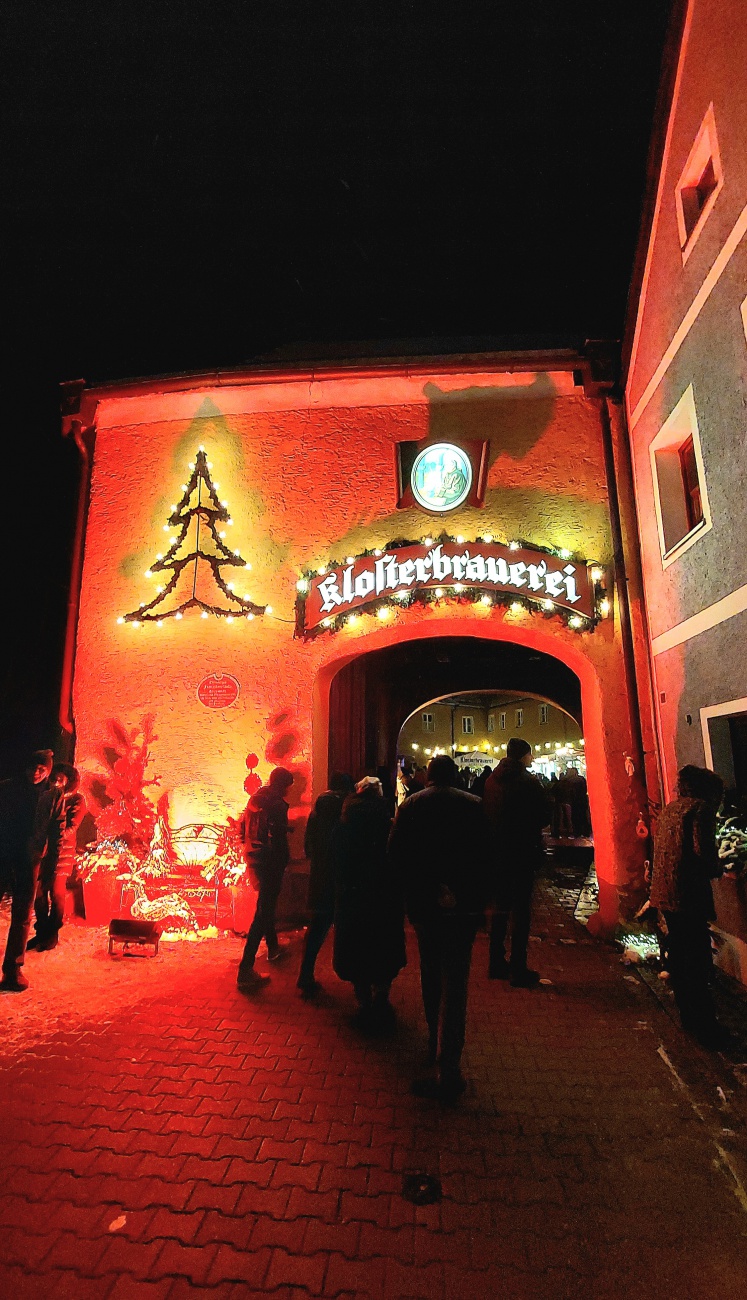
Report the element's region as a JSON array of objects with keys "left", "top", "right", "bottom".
[{"left": 118, "top": 862, "right": 200, "bottom": 932}]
